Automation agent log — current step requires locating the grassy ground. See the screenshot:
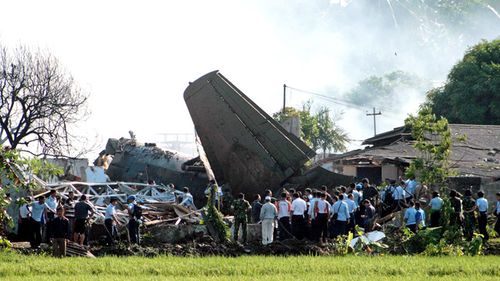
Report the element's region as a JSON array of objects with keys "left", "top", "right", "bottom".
[{"left": 0, "top": 252, "right": 499, "bottom": 281}]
